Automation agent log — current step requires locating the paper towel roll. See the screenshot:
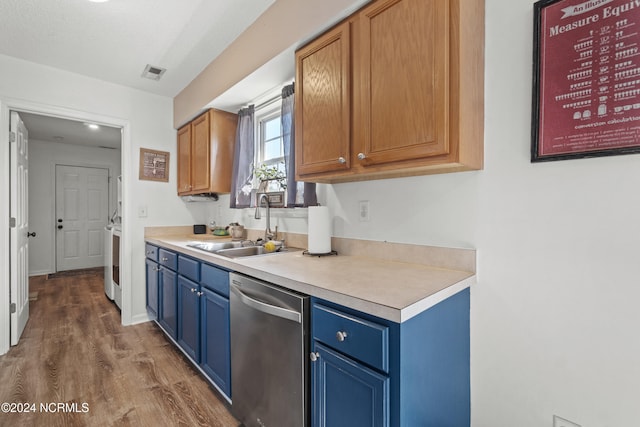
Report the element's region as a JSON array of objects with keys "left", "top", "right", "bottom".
[{"left": 308, "top": 206, "right": 331, "bottom": 254}]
